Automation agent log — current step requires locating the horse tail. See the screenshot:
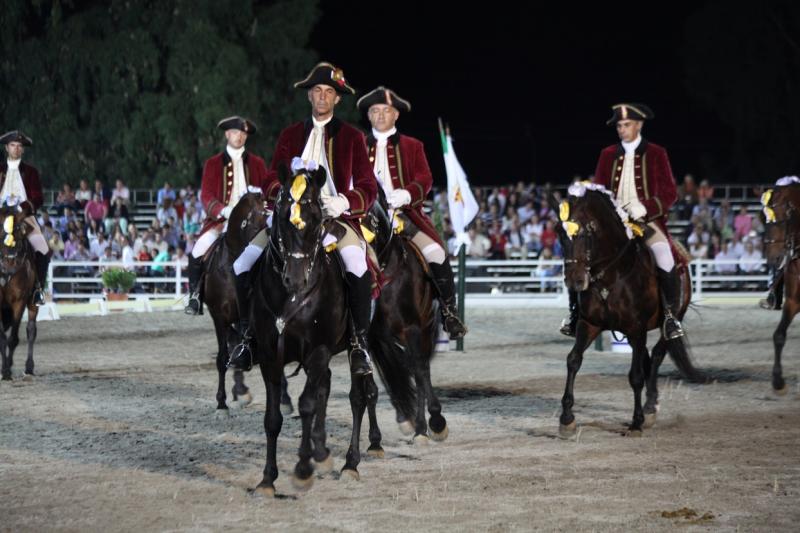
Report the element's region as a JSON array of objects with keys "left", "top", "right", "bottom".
[
  {"left": 369, "top": 332, "right": 416, "bottom": 420},
  {"left": 665, "top": 334, "right": 707, "bottom": 384}
]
